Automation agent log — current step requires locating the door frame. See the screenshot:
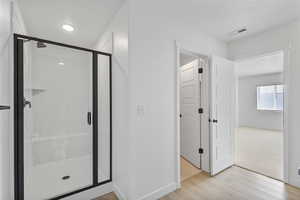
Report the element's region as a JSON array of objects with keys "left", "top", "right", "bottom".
[
  {"left": 13, "top": 34, "right": 113, "bottom": 200},
  {"left": 174, "top": 41, "right": 210, "bottom": 187},
  {"left": 234, "top": 50, "right": 289, "bottom": 183},
  {"left": 175, "top": 44, "right": 290, "bottom": 186}
]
